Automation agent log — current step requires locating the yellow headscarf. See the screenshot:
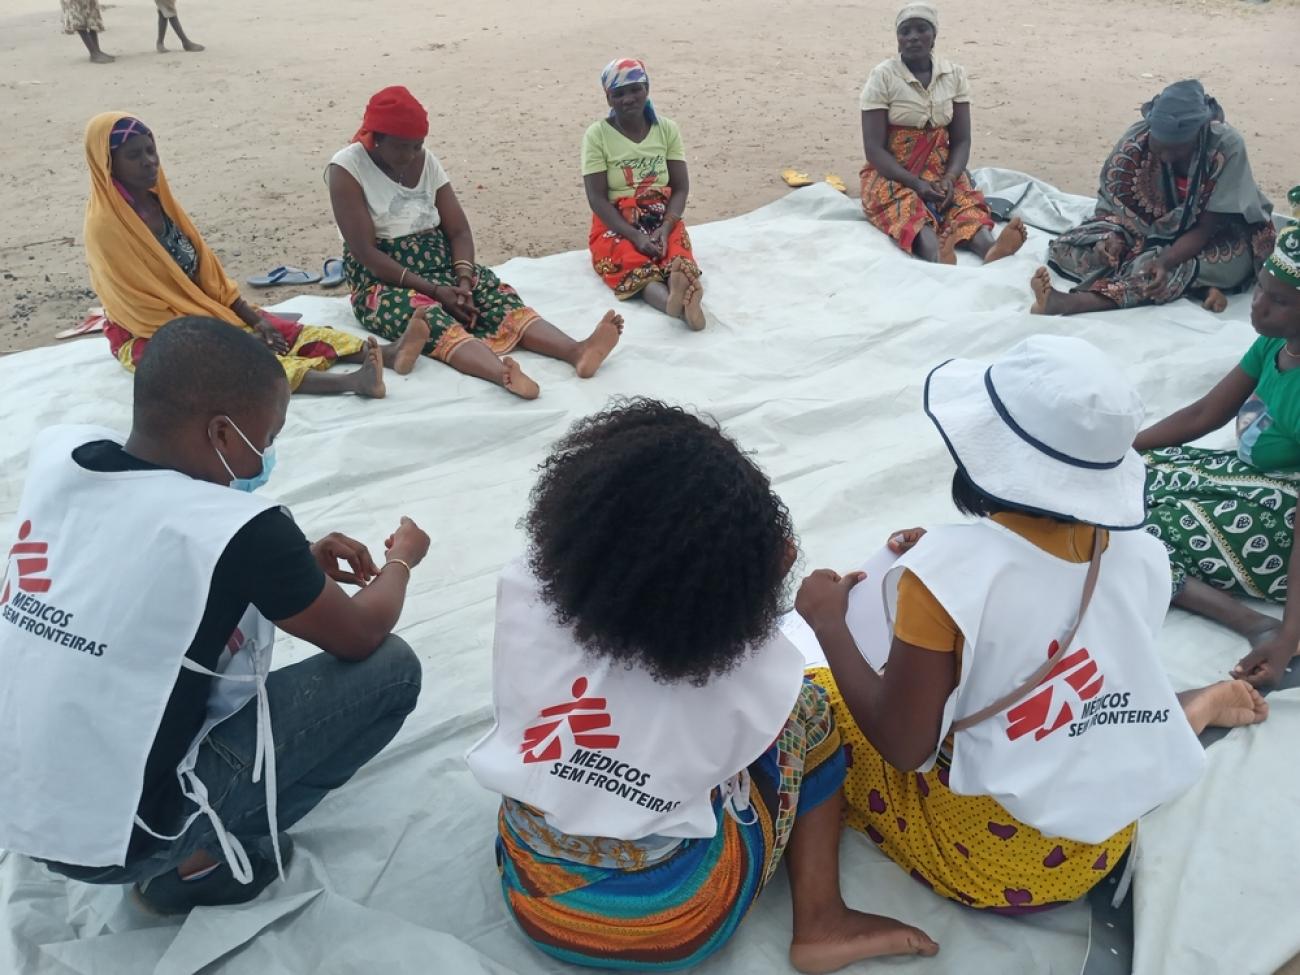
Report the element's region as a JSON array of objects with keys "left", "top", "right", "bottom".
[{"left": 83, "top": 111, "right": 242, "bottom": 338}]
